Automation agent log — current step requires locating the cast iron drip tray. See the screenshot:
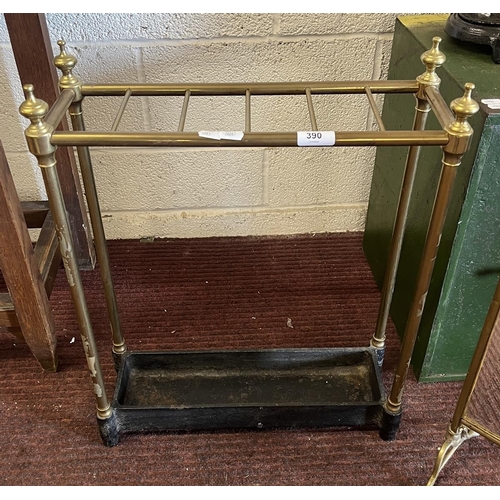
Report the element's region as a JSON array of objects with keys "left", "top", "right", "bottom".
[{"left": 111, "top": 347, "right": 386, "bottom": 436}]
